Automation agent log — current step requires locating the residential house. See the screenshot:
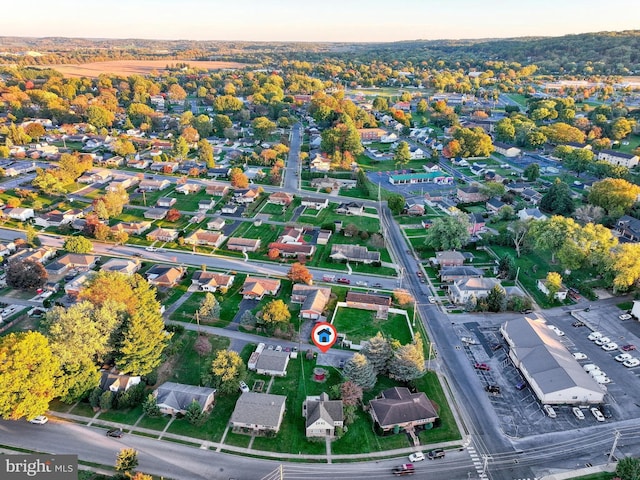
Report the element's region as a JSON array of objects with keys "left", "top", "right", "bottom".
[
  {"left": 33, "top": 209, "right": 81, "bottom": 228},
  {"left": 597, "top": 149, "right": 639, "bottom": 168},
  {"left": 101, "top": 155, "right": 125, "bottom": 167},
  {"left": 207, "top": 167, "right": 231, "bottom": 179},
  {"left": 99, "top": 370, "right": 141, "bottom": 393},
  {"left": 380, "top": 132, "right": 398, "bottom": 143},
  {"left": 336, "top": 202, "right": 364, "bottom": 216},
  {"left": 149, "top": 161, "right": 179, "bottom": 173},
  {"left": 457, "top": 186, "right": 488, "bottom": 203},
  {"left": 388, "top": 171, "right": 453, "bottom": 186},
  {"left": 255, "top": 350, "right": 290, "bottom": 376},
  {"left": 226, "top": 237, "right": 261, "bottom": 252},
  {"left": 191, "top": 271, "right": 234, "bottom": 292},
  {"left": 198, "top": 198, "right": 216, "bottom": 211},
  {"left": 449, "top": 277, "right": 501, "bottom": 304},
  {"left": 157, "top": 197, "right": 177, "bottom": 208},
  {"left": 409, "top": 146, "right": 426, "bottom": 160},
  {"left": 301, "top": 197, "right": 329, "bottom": 210},
  {"left": 230, "top": 392, "right": 287, "bottom": 435},
  {"left": 493, "top": 141, "right": 521, "bottom": 157},
  {"left": 64, "top": 271, "right": 96, "bottom": 296},
  {"left": 207, "top": 218, "right": 226, "bottom": 231},
  {"left": 184, "top": 230, "right": 226, "bottom": 248},
  {"left": 175, "top": 183, "right": 202, "bottom": 195},
  {"left": 440, "top": 266, "right": 484, "bottom": 283},
  {"left": 303, "top": 393, "right": 344, "bottom": 438},
  {"left": 310, "top": 177, "right": 357, "bottom": 191},
  {"left": 107, "top": 176, "right": 139, "bottom": 192},
  {"left": 205, "top": 184, "right": 230, "bottom": 196},
  {"left": 100, "top": 258, "right": 140, "bottom": 276},
  {"left": 392, "top": 101, "right": 411, "bottom": 111},
  {"left": 139, "top": 179, "right": 171, "bottom": 191},
  {"left": 357, "top": 128, "right": 387, "bottom": 142},
  {"left": 369, "top": 387, "right": 439, "bottom": 433},
  {"left": 9, "top": 247, "right": 55, "bottom": 264},
  {"left": 146, "top": 227, "right": 179, "bottom": 242},
  {"left": 291, "top": 285, "right": 331, "bottom": 319},
  {"left": 0, "top": 242, "right": 16, "bottom": 257},
  {"left": 146, "top": 264, "right": 185, "bottom": 287},
  {"left": 280, "top": 226, "right": 304, "bottom": 244},
  {"left": 330, "top": 244, "right": 380, "bottom": 264},
  {"left": 78, "top": 169, "right": 112, "bottom": 184},
  {"left": 521, "top": 188, "right": 543, "bottom": 205},
  {"left": 233, "top": 188, "right": 259, "bottom": 204},
  {"left": 144, "top": 208, "right": 168, "bottom": 220},
  {"left": 267, "top": 192, "right": 294, "bottom": 206},
  {"left": 518, "top": 208, "right": 547, "bottom": 221},
  {"left": 346, "top": 292, "right": 392, "bottom": 318},
  {"left": 537, "top": 279, "right": 568, "bottom": 300},
  {"left": 434, "top": 250, "right": 465, "bottom": 267},
  {"left": 616, "top": 215, "right": 640, "bottom": 242},
  {"left": 46, "top": 253, "right": 98, "bottom": 276},
  {"left": 309, "top": 154, "right": 332, "bottom": 172},
  {"left": 111, "top": 221, "right": 152, "bottom": 236},
  {"left": 317, "top": 230, "right": 332, "bottom": 245},
  {"left": 469, "top": 212, "right": 486, "bottom": 235},
  {"left": 241, "top": 277, "right": 281, "bottom": 300},
  {"left": 5, "top": 207, "right": 35, "bottom": 221},
  {"left": 407, "top": 203, "right": 425, "bottom": 216},
  {"left": 154, "top": 382, "right": 216, "bottom": 416},
  {"left": 423, "top": 162, "right": 440, "bottom": 173},
  {"left": 221, "top": 204, "right": 238, "bottom": 215},
  {"left": 486, "top": 197, "right": 506, "bottom": 213},
  {"left": 267, "top": 242, "right": 315, "bottom": 258}
]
